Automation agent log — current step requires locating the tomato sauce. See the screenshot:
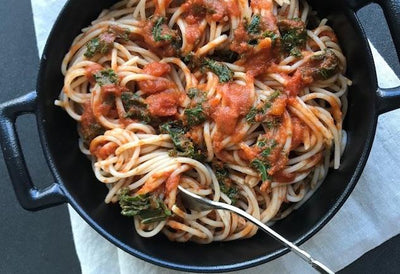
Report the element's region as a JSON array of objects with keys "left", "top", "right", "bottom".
[
  {"left": 210, "top": 82, "right": 253, "bottom": 136},
  {"left": 285, "top": 70, "right": 307, "bottom": 96},
  {"left": 85, "top": 63, "right": 103, "bottom": 84},
  {"left": 250, "top": 0, "right": 273, "bottom": 10},
  {"left": 138, "top": 62, "right": 175, "bottom": 94},
  {"left": 145, "top": 89, "right": 183, "bottom": 117},
  {"left": 166, "top": 173, "right": 181, "bottom": 193},
  {"left": 268, "top": 95, "right": 287, "bottom": 116},
  {"left": 290, "top": 116, "right": 306, "bottom": 149},
  {"left": 238, "top": 39, "right": 274, "bottom": 77},
  {"left": 91, "top": 142, "right": 118, "bottom": 159},
  {"left": 141, "top": 19, "right": 177, "bottom": 57},
  {"left": 186, "top": 23, "right": 203, "bottom": 45},
  {"left": 80, "top": 101, "right": 104, "bottom": 144}
]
